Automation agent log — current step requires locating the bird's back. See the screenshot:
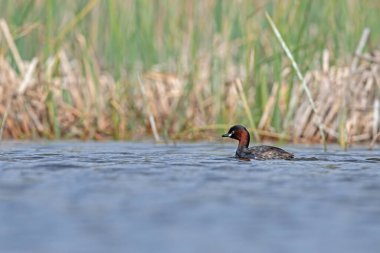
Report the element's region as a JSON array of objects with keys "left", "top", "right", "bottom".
[{"left": 237, "top": 145, "right": 294, "bottom": 160}]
